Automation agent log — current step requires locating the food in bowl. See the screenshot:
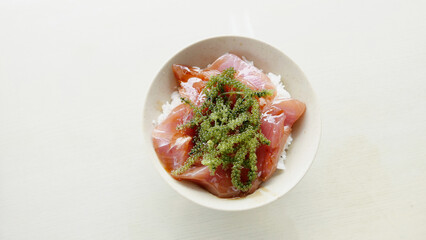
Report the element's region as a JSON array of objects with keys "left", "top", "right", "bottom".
[{"left": 152, "top": 53, "right": 305, "bottom": 198}]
